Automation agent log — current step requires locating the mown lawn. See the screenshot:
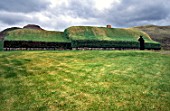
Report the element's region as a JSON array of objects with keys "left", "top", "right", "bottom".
[{"left": 0, "top": 50, "right": 170, "bottom": 111}]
